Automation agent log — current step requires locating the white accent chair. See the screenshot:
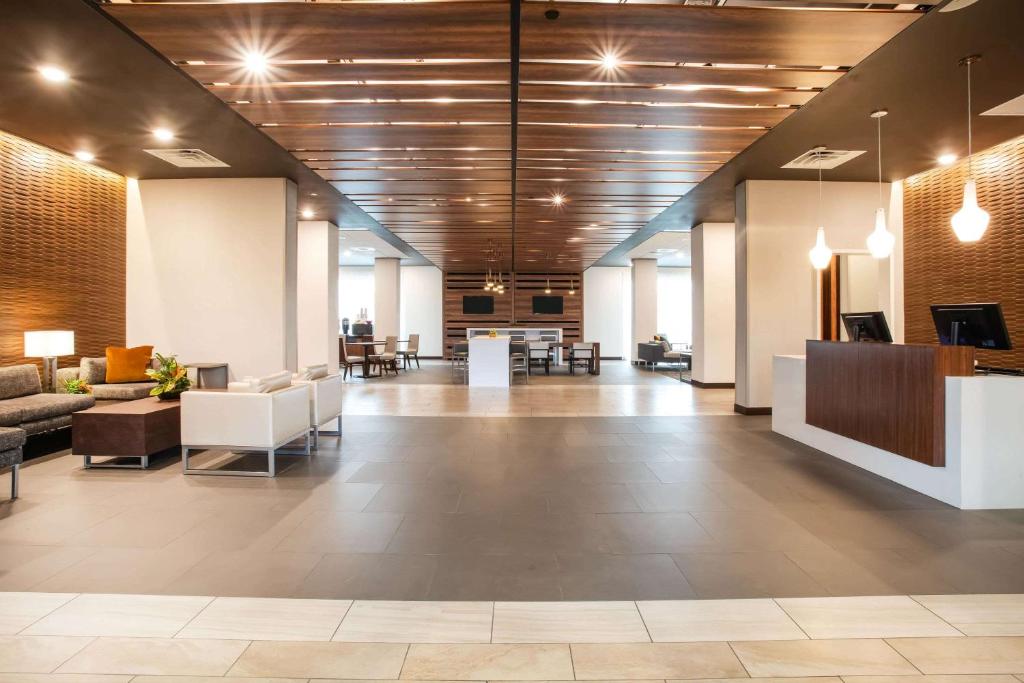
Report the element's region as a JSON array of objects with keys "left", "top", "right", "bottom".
[
  {"left": 292, "top": 366, "right": 343, "bottom": 450},
  {"left": 180, "top": 372, "right": 311, "bottom": 477}
]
